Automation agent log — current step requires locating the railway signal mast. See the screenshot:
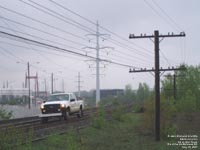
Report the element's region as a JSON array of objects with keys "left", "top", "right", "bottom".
[{"left": 129, "top": 30, "right": 185, "bottom": 141}]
